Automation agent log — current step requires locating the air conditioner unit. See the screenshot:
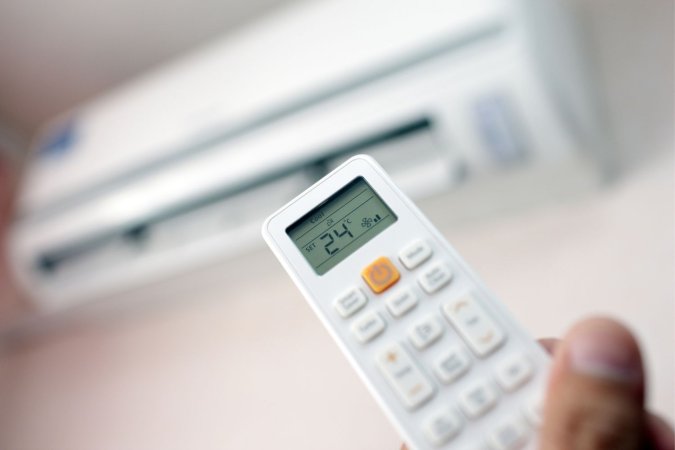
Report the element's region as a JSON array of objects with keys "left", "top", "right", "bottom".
[{"left": 9, "top": 0, "right": 608, "bottom": 310}]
